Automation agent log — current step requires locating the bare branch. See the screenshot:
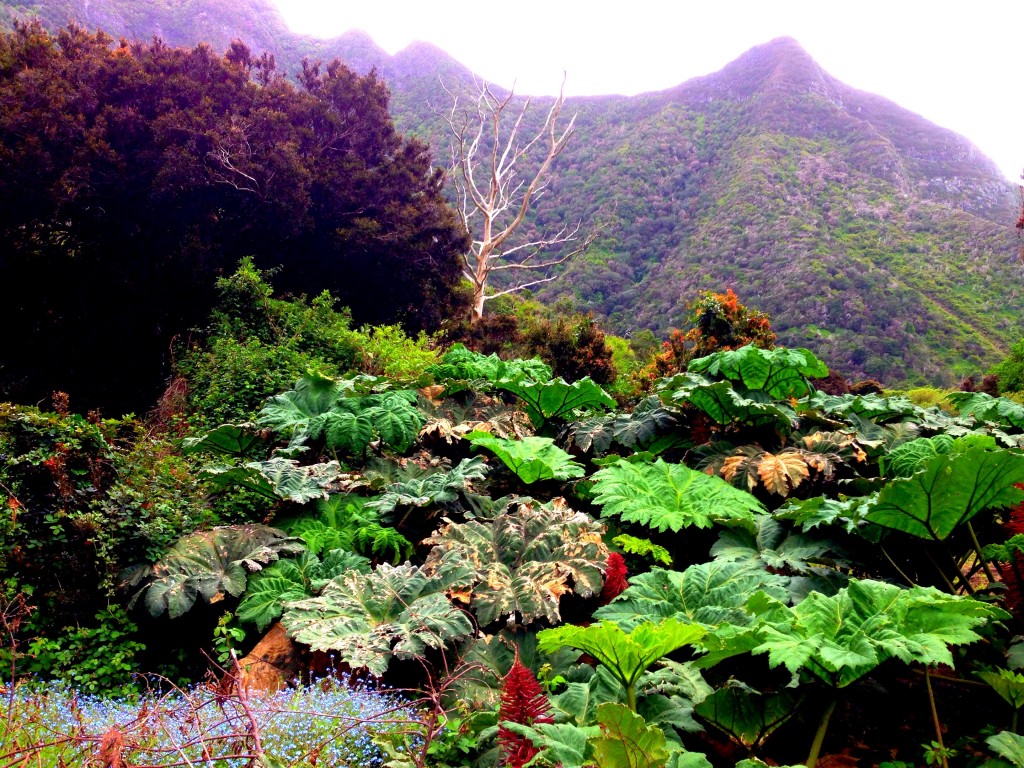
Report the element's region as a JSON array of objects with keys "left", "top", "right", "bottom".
[{"left": 439, "top": 73, "right": 592, "bottom": 323}]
